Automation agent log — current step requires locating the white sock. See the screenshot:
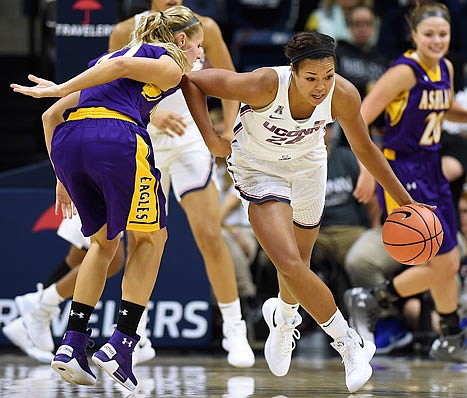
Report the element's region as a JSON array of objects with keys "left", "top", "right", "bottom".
[
  {"left": 41, "top": 284, "right": 65, "bottom": 307},
  {"left": 278, "top": 293, "right": 299, "bottom": 325},
  {"left": 218, "top": 298, "right": 242, "bottom": 324},
  {"left": 319, "top": 308, "right": 350, "bottom": 340}
]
